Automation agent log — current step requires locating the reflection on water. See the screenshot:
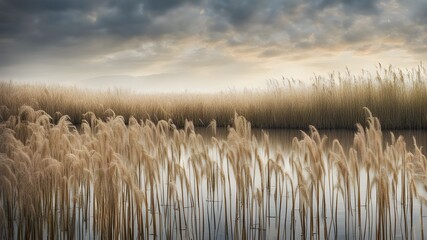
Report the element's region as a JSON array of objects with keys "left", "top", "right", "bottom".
[
  {"left": 198, "top": 126, "right": 427, "bottom": 152},
  {"left": 192, "top": 127, "right": 427, "bottom": 240},
  {"left": 2, "top": 114, "right": 427, "bottom": 240}
]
